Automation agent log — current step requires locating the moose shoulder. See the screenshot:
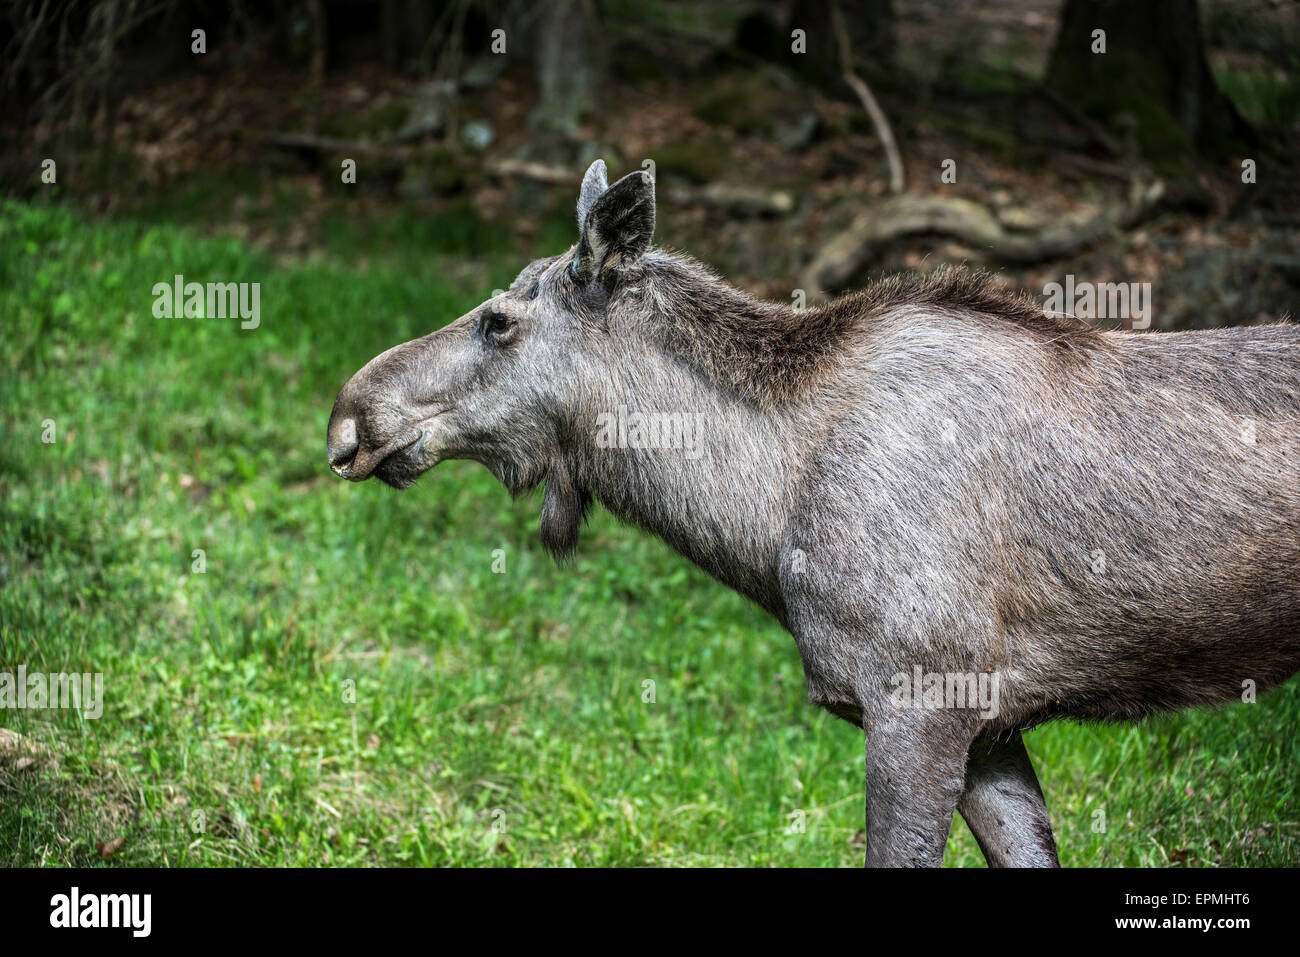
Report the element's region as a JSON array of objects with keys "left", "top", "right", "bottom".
[{"left": 328, "top": 160, "right": 1300, "bottom": 867}]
